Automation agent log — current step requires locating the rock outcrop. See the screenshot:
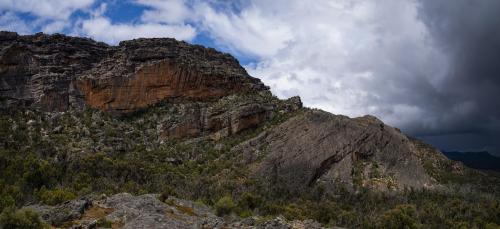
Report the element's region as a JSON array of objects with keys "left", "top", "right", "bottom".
[
  {"left": 159, "top": 93, "right": 302, "bottom": 140},
  {"left": 233, "top": 110, "right": 436, "bottom": 192},
  {"left": 26, "top": 198, "right": 92, "bottom": 226},
  {"left": 28, "top": 193, "right": 328, "bottom": 229},
  {"left": 0, "top": 32, "right": 267, "bottom": 113}
]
